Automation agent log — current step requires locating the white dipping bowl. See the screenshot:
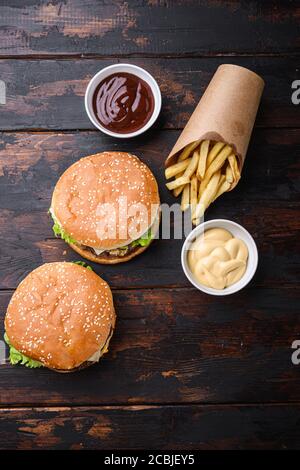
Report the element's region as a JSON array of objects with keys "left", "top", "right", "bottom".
[
  {"left": 85, "top": 63, "right": 162, "bottom": 138},
  {"left": 181, "top": 219, "right": 258, "bottom": 296}
]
